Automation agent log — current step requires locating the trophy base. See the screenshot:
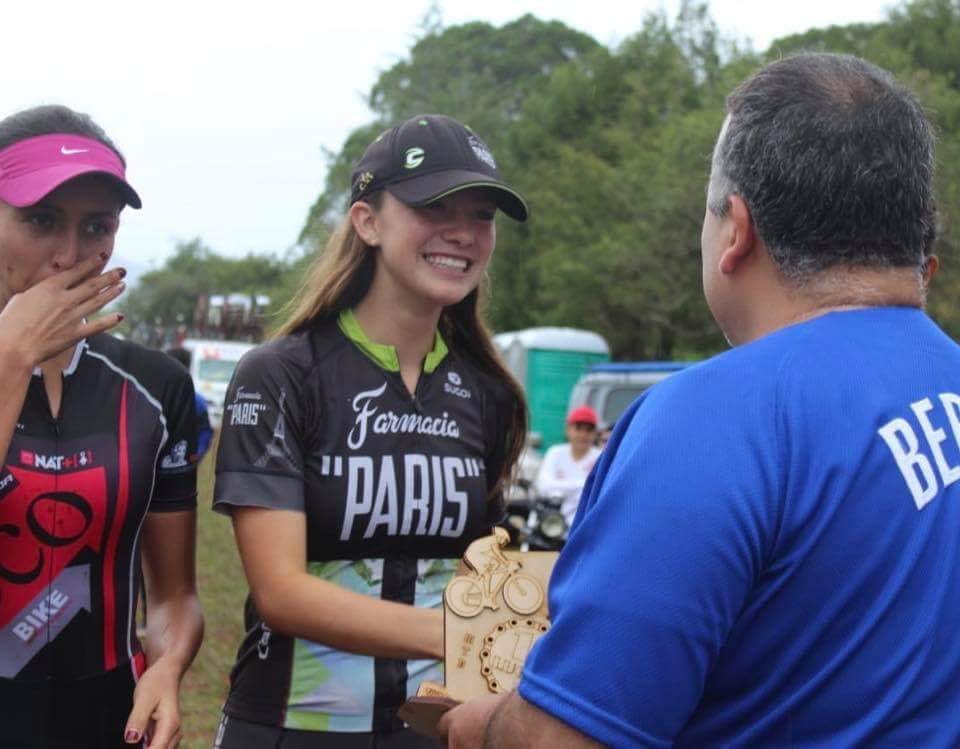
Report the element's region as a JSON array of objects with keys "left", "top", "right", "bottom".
[
  {"left": 399, "top": 531, "right": 558, "bottom": 738},
  {"left": 396, "top": 681, "right": 460, "bottom": 738}
]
